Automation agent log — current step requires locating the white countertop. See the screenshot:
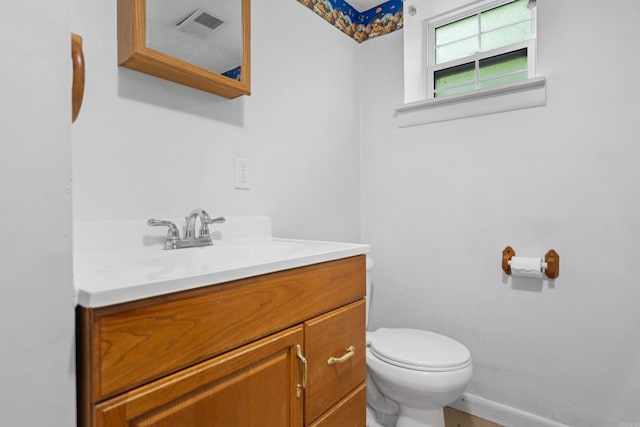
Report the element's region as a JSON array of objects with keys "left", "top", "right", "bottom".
[{"left": 74, "top": 217, "right": 369, "bottom": 308}]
